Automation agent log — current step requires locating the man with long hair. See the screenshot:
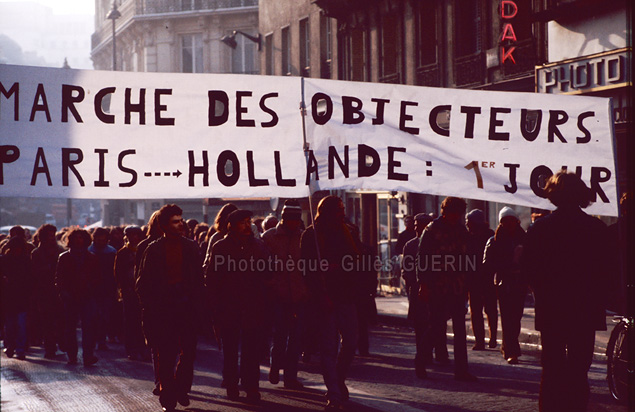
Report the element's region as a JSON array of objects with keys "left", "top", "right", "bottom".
[
  {"left": 136, "top": 204, "right": 204, "bottom": 412},
  {"left": 301, "top": 195, "right": 360, "bottom": 410},
  {"left": 524, "top": 171, "right": 609, "bottom": 411}
]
